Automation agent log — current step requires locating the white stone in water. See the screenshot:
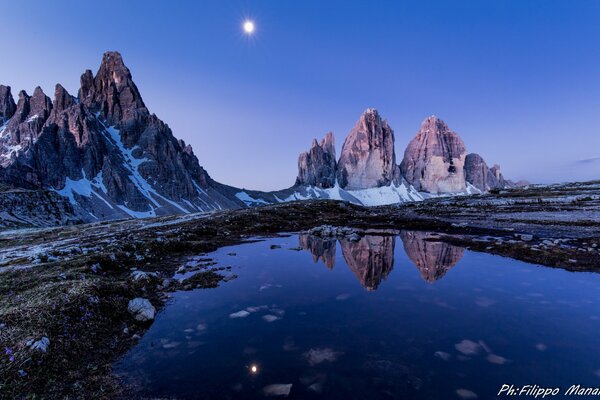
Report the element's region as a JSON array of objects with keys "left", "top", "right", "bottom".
[
  {"left": 246, "top": 305, "right": 268, "bottom": 313},
  {"left": 304, "top": 348, "right": 343, "bottom": 366},
  {"left": 127, "top": 298, "right": 156, "bottom": 322},
  {"left": 434, "top": 351, "right": 451, "bottom": 361},
  {"left": 535, "top": 343, "right": 548, "bottom": 351},
  {"left": 456, "top": 388, "right": 478, "bottom": 399},
  {"left": 196, "top": 323, "right": 207, "bottom": 331},
  {"left": 263, "top": 384, "right": 292, "bottom": 397},
  {"left": 229, "top": 310, "right": 250, "bottom": 318},
  {"left": 308, "top": 382, "right": 323, "bottom": 394},
  {"left": 336, "top": 293, "right": 350, "bottom": 300},
  {"left": 520, "top": 234, "right": 533, "bottom": 241},
  {"left": 486, "top": 354, "right": 509, "bottom": 365},
  {"left": 262, "top": 314, "right": 280, "bottom": 322},
  {"left": 454, "top": 340, "right": 481, "bottom": 356}
]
